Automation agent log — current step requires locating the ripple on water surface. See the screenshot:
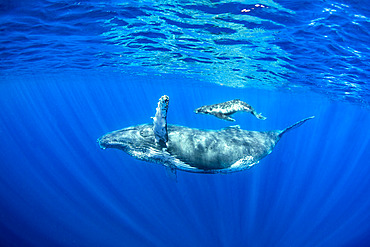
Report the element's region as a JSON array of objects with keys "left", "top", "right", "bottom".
[{"left": 0, "top": 0, "right": 369, "bottom": 105}]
